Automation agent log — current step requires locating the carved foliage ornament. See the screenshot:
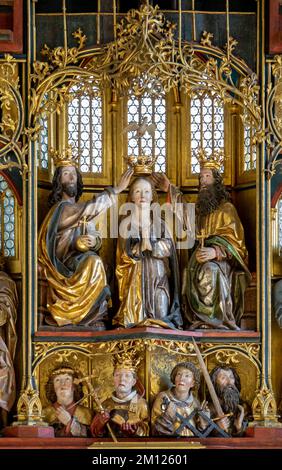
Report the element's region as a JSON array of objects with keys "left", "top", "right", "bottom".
[
  {"left": 266, "top": 55, "right": 282, "bottom": 177},
  {"left": 252, "top": 385, "right": 278, "bottom": 422},
  {"left": 29, "top": 3, "right": 262, "bottom": 143},
  {"left": 0, "top": 54, "right": 25, "bottom": 172}
]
